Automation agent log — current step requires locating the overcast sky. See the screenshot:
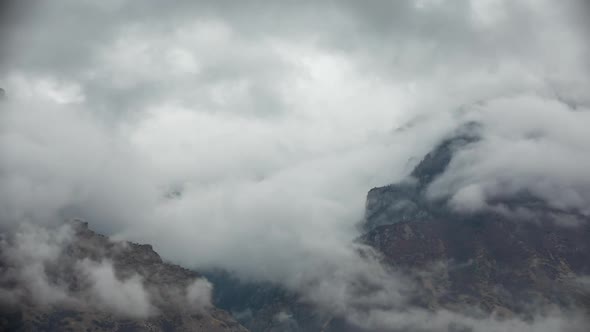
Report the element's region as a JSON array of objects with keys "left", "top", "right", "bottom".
[{"left": 1, "top": 1, "right": 590, "bottom": 329}]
